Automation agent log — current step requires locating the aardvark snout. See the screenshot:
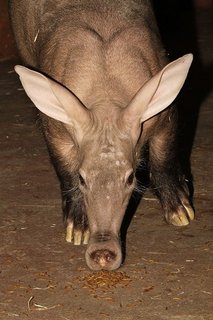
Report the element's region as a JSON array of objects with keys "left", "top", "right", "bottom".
[{"left": 85, "top": 233, "right": 122, "bottom": 271}]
